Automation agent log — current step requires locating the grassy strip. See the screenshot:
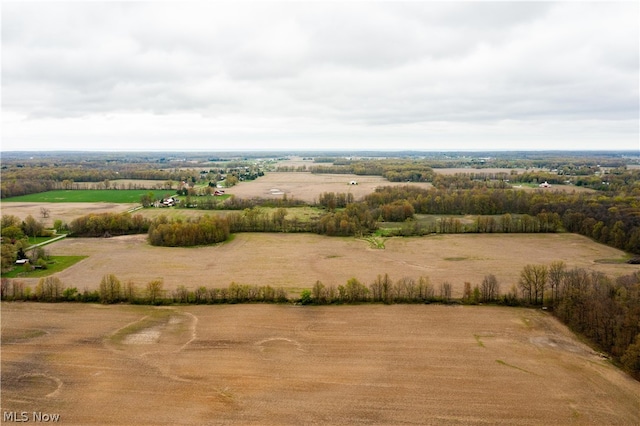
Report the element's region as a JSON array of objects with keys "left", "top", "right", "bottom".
[
  {"left": 108, "top": 309, "right": 174, "bottom": 346},
  {"left": 26, "top": 236, "right": 58, "bottom": 246},
  {"left": 2, "top": 189, "right": 166, "bottom": 203},
  {"left": 1, "top": 256, "right": 87, "bottom": 278}
]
